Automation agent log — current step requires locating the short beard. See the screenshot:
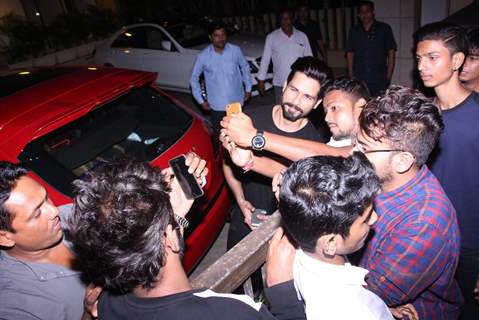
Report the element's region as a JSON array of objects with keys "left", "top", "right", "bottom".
[{"left": 281, "top": 102, "right": 305, "bottom": 121}]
